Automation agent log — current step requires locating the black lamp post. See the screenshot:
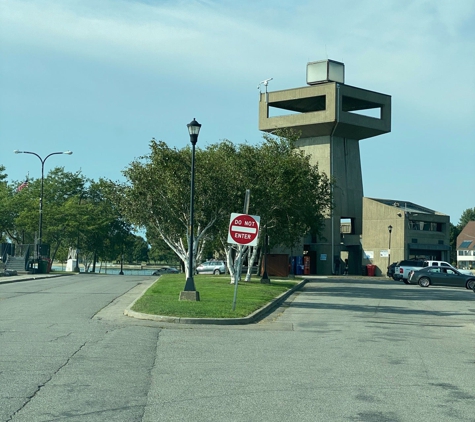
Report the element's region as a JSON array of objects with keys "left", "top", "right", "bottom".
[
  {"left": 179, "top": 118, "right": 201, "bottom": 301},
  {"left": 388, "top": 225, "right": 393, "bottom": 273},
  {"left": 260, "top": 232, "right": 270, "bottom": 284},
  {"left": 74, "top": 230, "right": 80, "bottom": 273},
  {"left": 74, "top": 195, "right": 82, "bottom": 273},
  {"left": 14, "top": 150, "right": 72, "bottom": 263},
  {"left": 119, "top": 244, "right": 124, "bottom": 275}
]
